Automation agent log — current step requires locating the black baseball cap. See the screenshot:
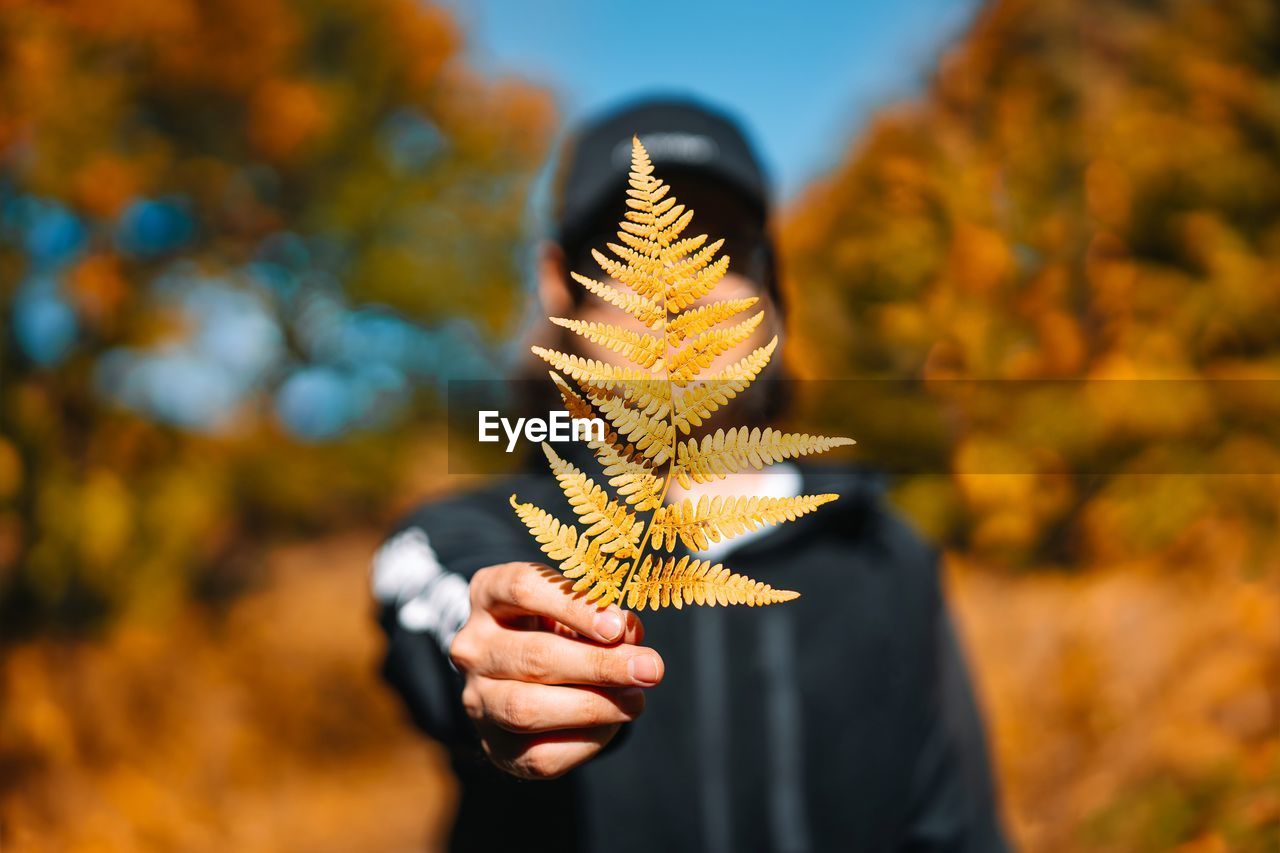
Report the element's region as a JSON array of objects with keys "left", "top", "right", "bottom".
[{"left": 554, "top": 97, "right": 772, "bottom": 255}]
